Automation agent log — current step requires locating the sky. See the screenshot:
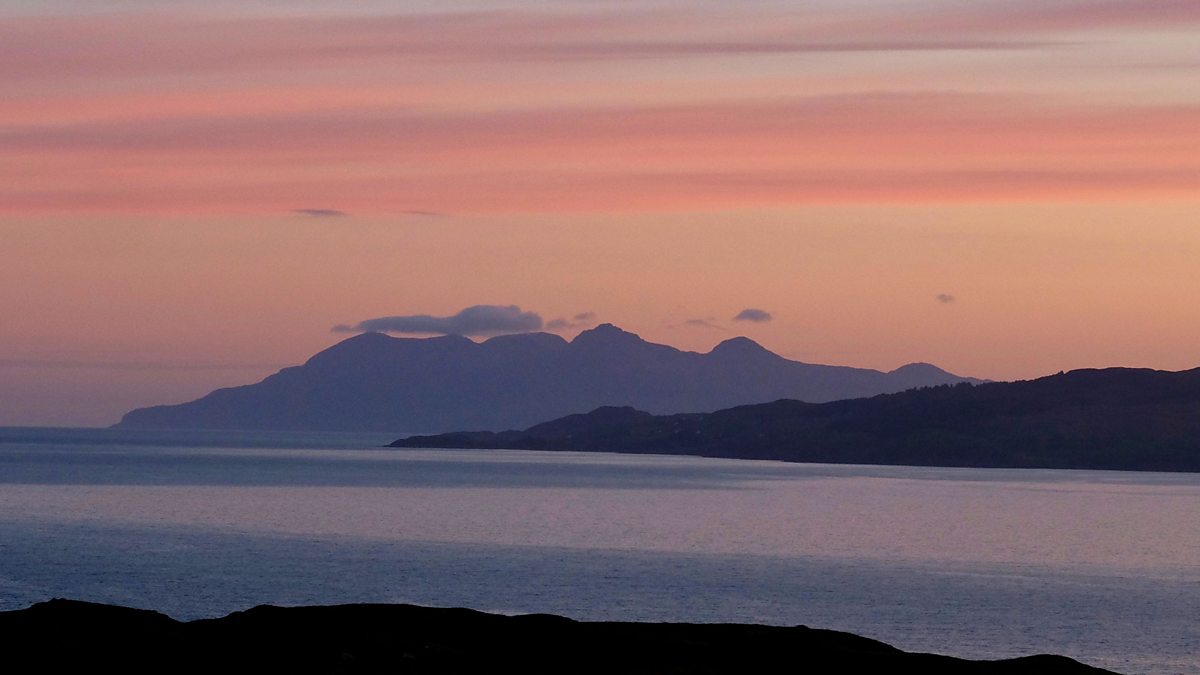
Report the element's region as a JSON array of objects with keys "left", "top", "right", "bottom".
[{"left": 1, "top": 0, "right": 1197, "bottom": 426}]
